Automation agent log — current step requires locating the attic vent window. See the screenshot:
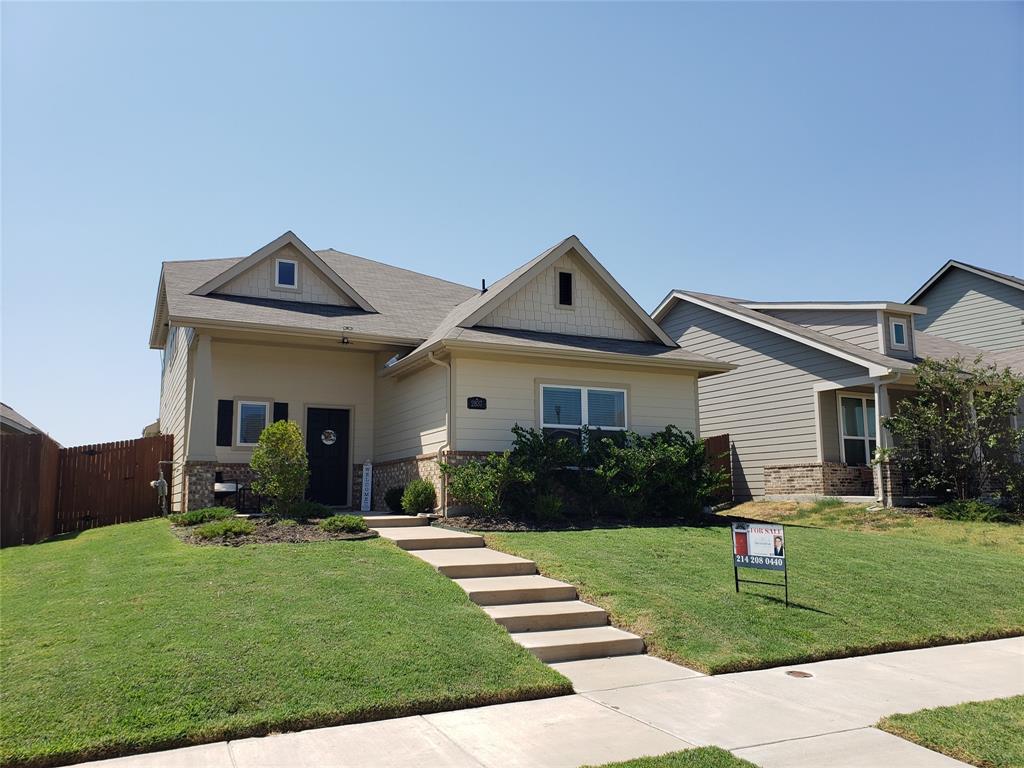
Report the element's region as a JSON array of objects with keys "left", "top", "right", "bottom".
[
  {"left": 275, "top": 258, "right": 297, "bottom": 288},
  {"left": 889, "top": 317, "right": 908, "bottom": 350},
  {"left": 558, "top": 271, "right": 573, "bottom": 307}
]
